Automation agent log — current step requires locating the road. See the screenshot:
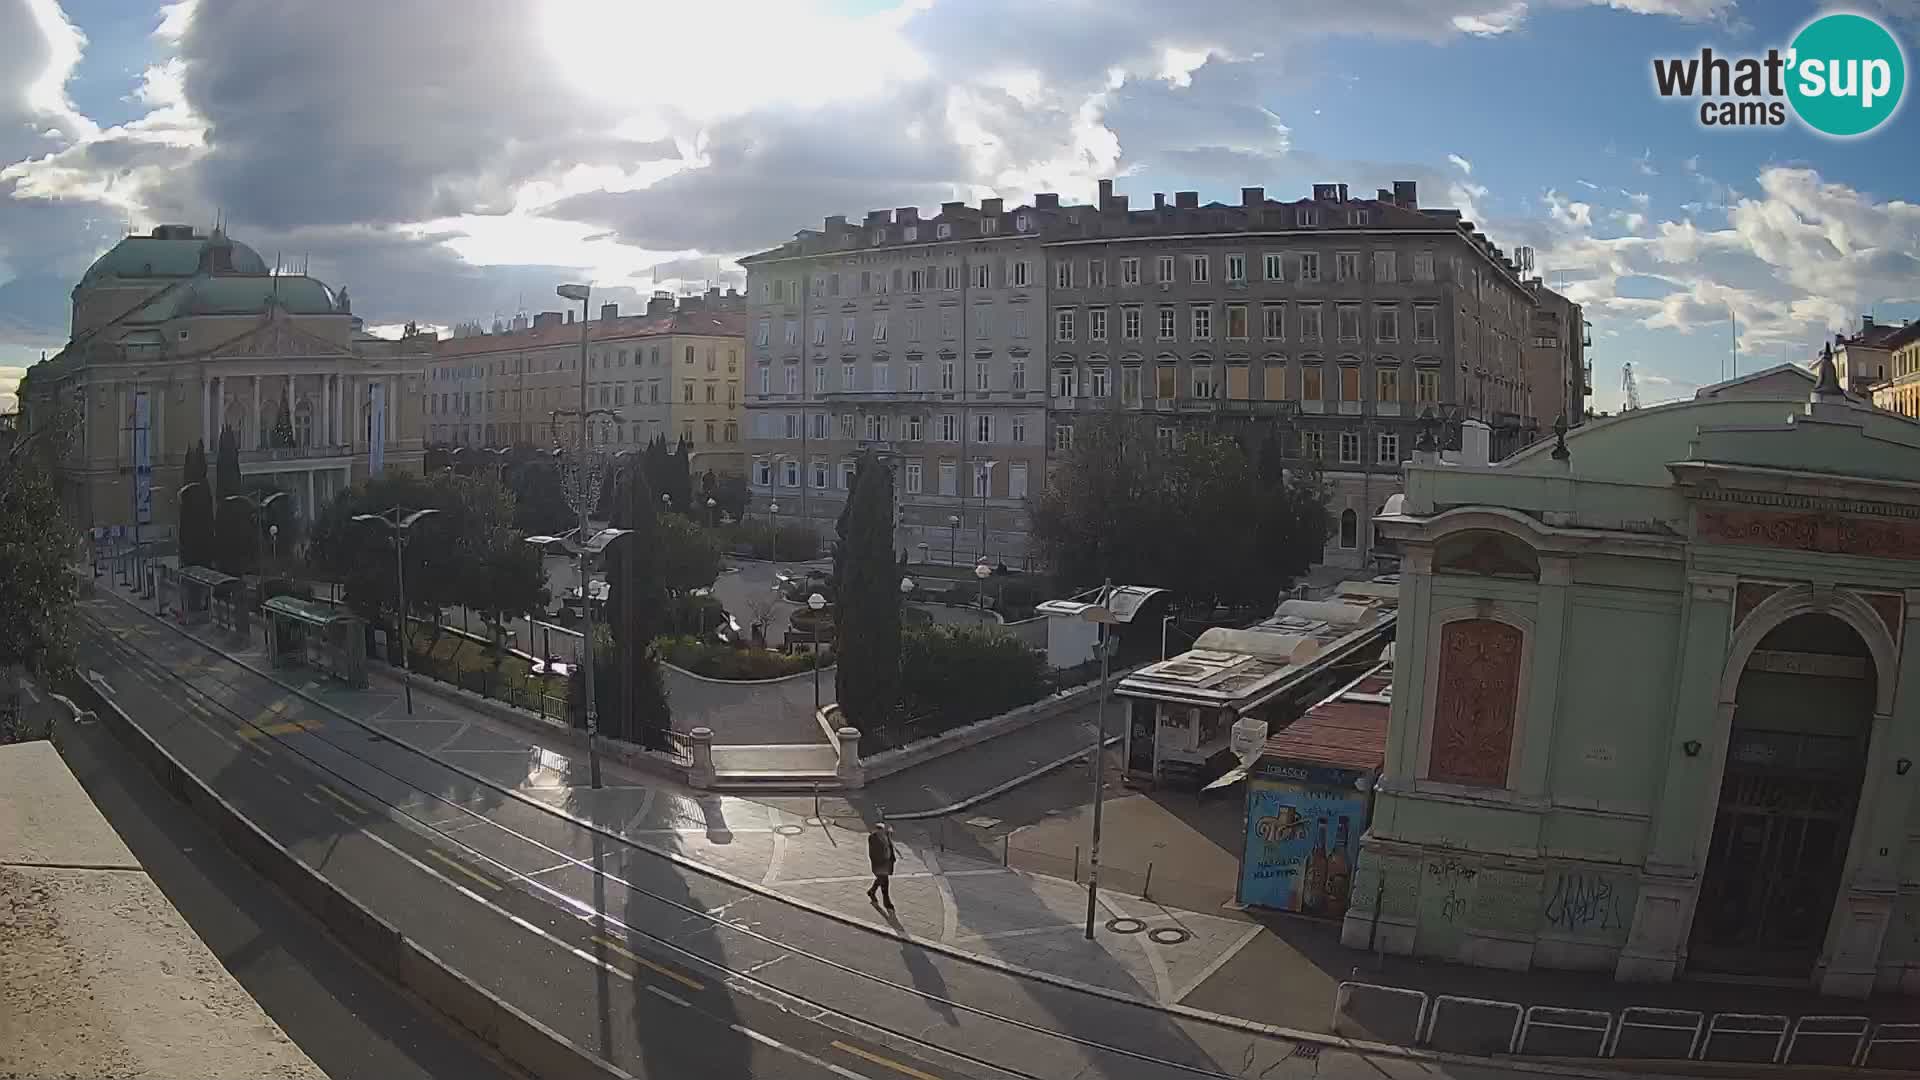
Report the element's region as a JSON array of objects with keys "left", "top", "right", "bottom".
[
  {"left": 74, "top": 600, "right": 1695, "bottom": 1080},
  {"left": 50, "top": 707, "right": 520, "bottom": 1080}
]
